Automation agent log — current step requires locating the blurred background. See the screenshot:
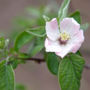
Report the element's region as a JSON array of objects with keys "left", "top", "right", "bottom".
[{"left": 0, "top": 0, "right": 90, "bottom": 90}]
